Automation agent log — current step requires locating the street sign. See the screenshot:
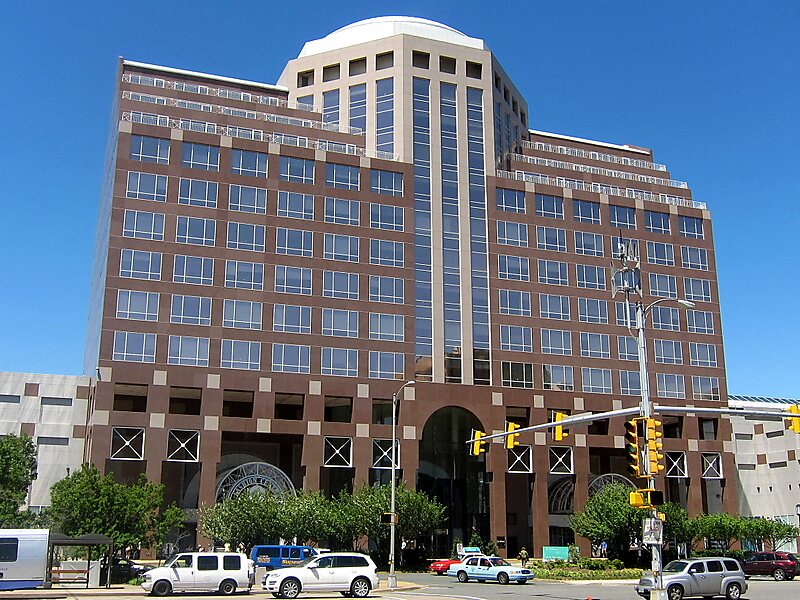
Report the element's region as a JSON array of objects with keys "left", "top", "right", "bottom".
[{"left": 642, "top": 518, "right": 664, "bottom": 545}]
